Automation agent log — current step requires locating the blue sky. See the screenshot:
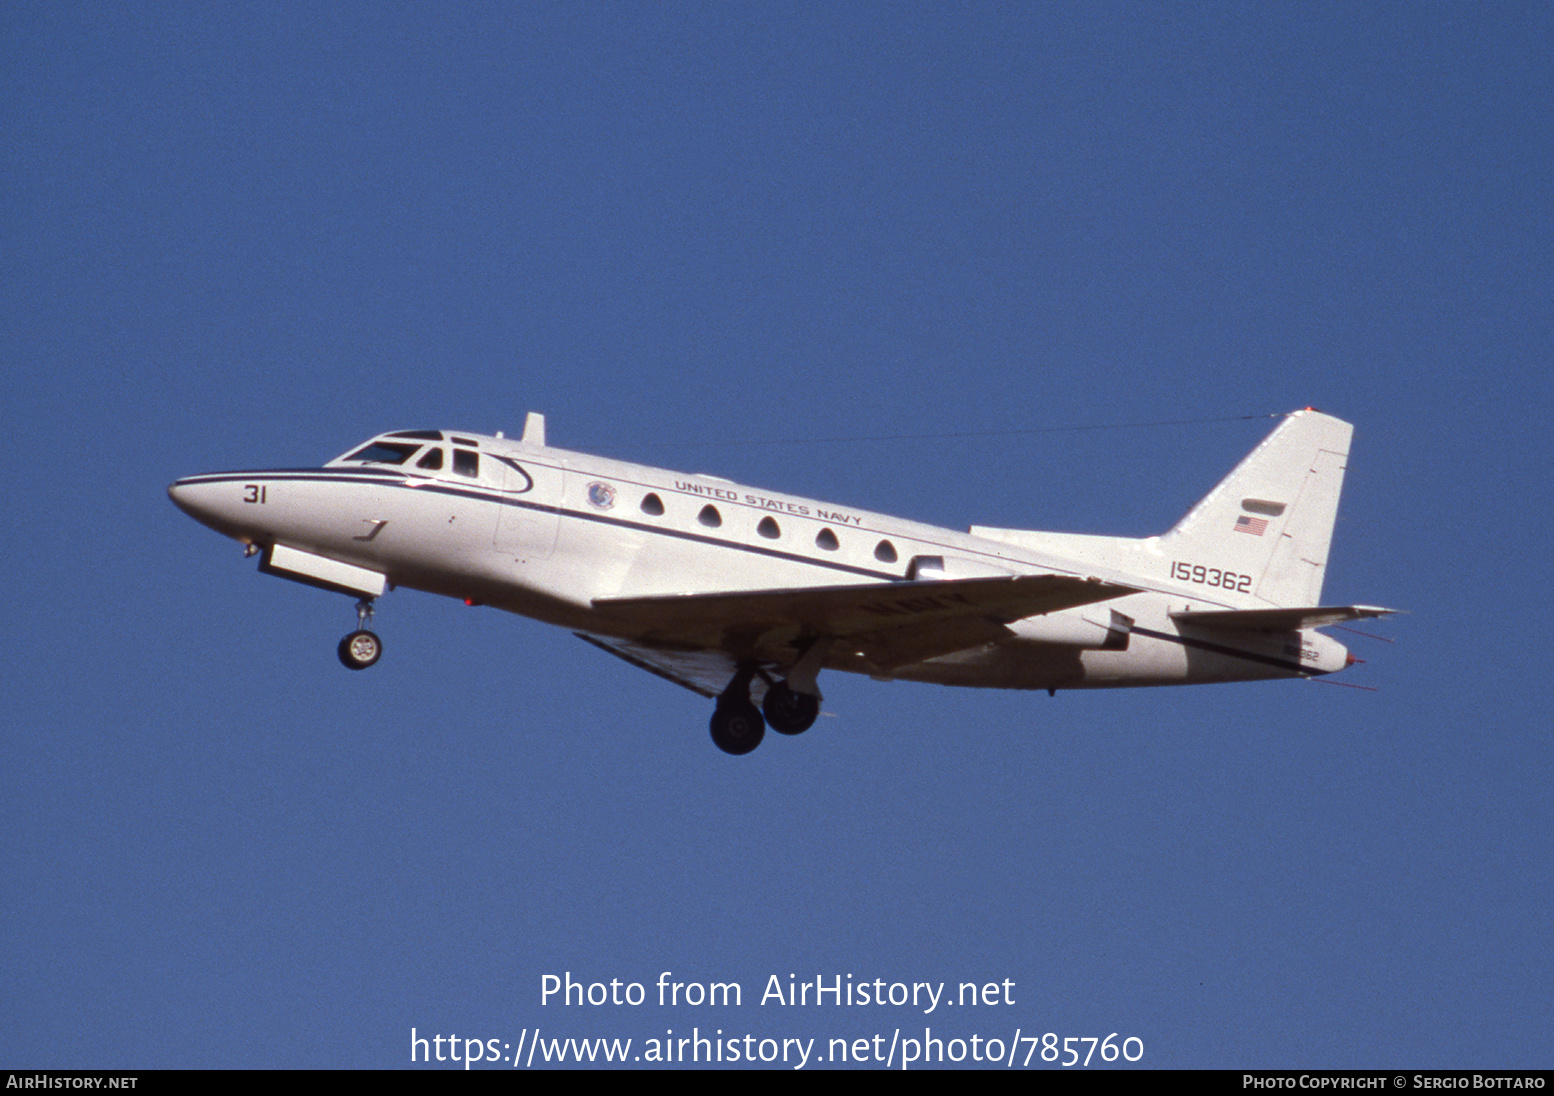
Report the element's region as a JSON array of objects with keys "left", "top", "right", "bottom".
[{"left": 4, "top": 2, "right": 1549, "bottom": 1069}]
